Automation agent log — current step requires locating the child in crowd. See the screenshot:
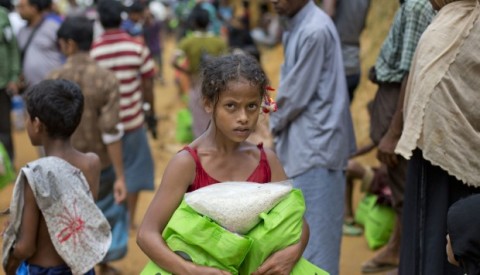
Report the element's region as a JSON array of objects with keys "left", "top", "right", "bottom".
[
  {"left": 144, "top": 5, "right": 166, "bottom": 84},
  {"left": 2, "top": 79, "right": 111, "bottom": 275},
  {"left": 137, "top": 54, "right": 309, "bottom": 274},
  {"left": 49, "top": 16, "right": 128, "bottom": 274},
  {"left": 171, "top": 5, "right": 227, "bottom": 138},
  {"left": 447, "top": 194, "right": 480, "bottom": 275},
  {"left": 122, "top": 1, "right": 145, "bottom": 43}
]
